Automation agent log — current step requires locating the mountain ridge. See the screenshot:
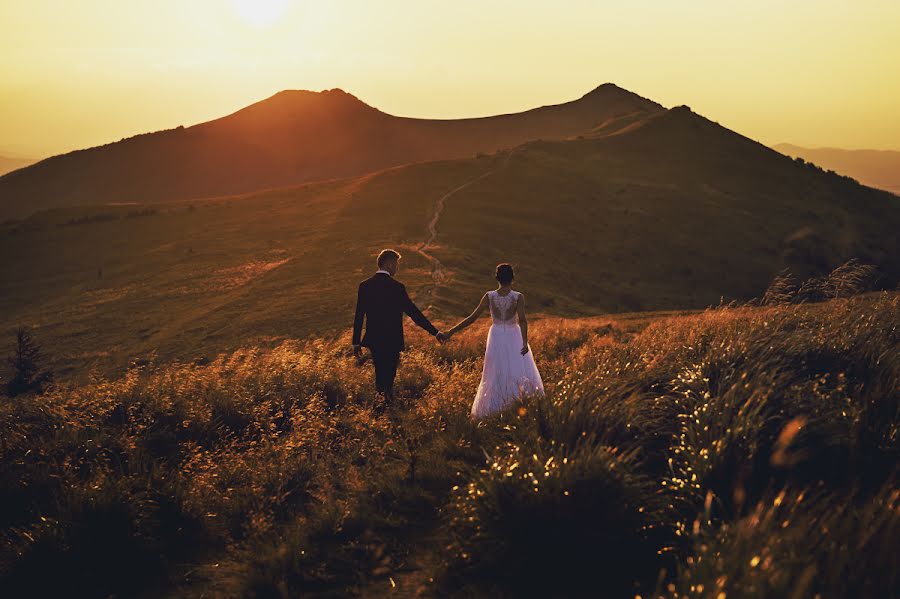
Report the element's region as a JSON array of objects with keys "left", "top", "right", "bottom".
[
  {"left": 773, "top": 143, "right": 900, "bottom": 195},
  {"left": 3, "top": 94, "right": 898, "bottom": 379},
  {"left": 0, "top": 84, "right": 662, "bottom": 219}
]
